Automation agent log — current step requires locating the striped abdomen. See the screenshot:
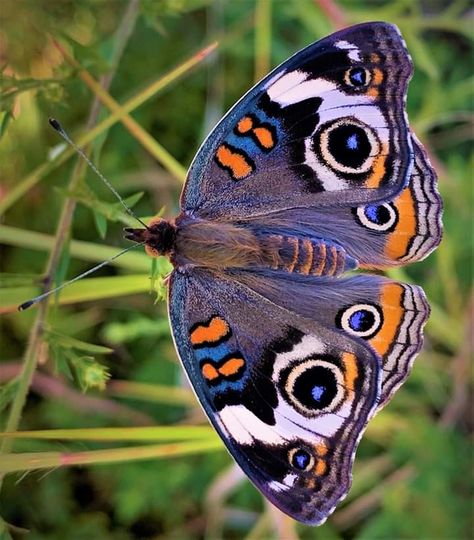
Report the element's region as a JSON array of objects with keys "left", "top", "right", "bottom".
[
  {"left": 263, "top": 235, "right": 356, "bottom": 277},
  {"left": 173, "top": 216, "right": 356, "bottom": 276}
]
